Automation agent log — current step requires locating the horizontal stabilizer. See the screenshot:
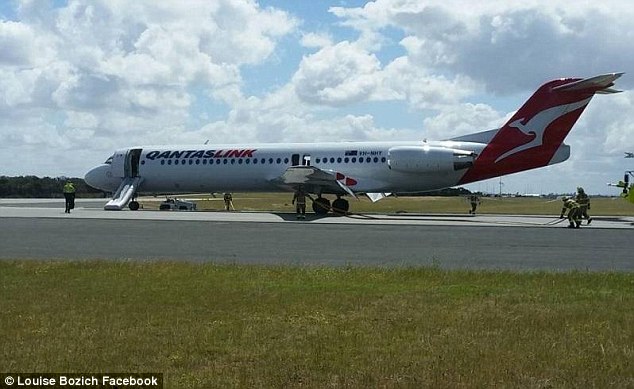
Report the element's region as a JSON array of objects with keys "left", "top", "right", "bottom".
[{"left": 552, "top": 72, "right": 623, "bottom": 93}]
